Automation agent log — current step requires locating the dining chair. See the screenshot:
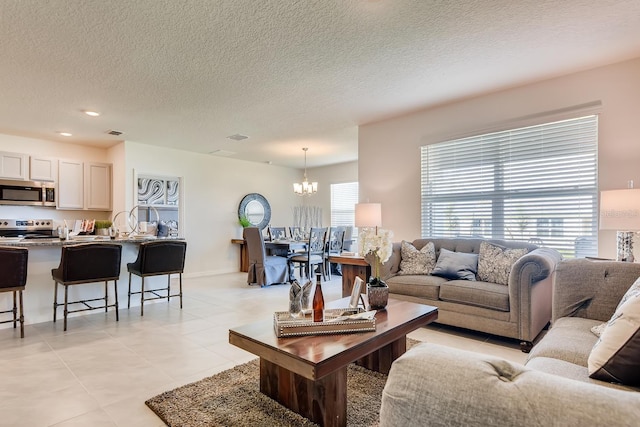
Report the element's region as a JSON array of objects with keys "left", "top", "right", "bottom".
[
  {"left": 290, "top": 227, "right": 328, "bottom": 281},
  {"left": 52, "top": 243, "right": 122, "bottom": 331},
  {"left": 289, "top": 226, "right": 304, "bottom": 241},
  {"left": 0, "top": 246, "right": 28, "bottom": 338},
  {"left": 268, "top": 226, "right": 287, "bottom": 241},
  {"left": 324, "top": 227, "right": 346, "bottom": 280},
  {"left": 127, "top": 240, "right": 187, "bottom": 316},
  {"left": 245, "top": 227, "right": 290, "bottom": 287}
]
